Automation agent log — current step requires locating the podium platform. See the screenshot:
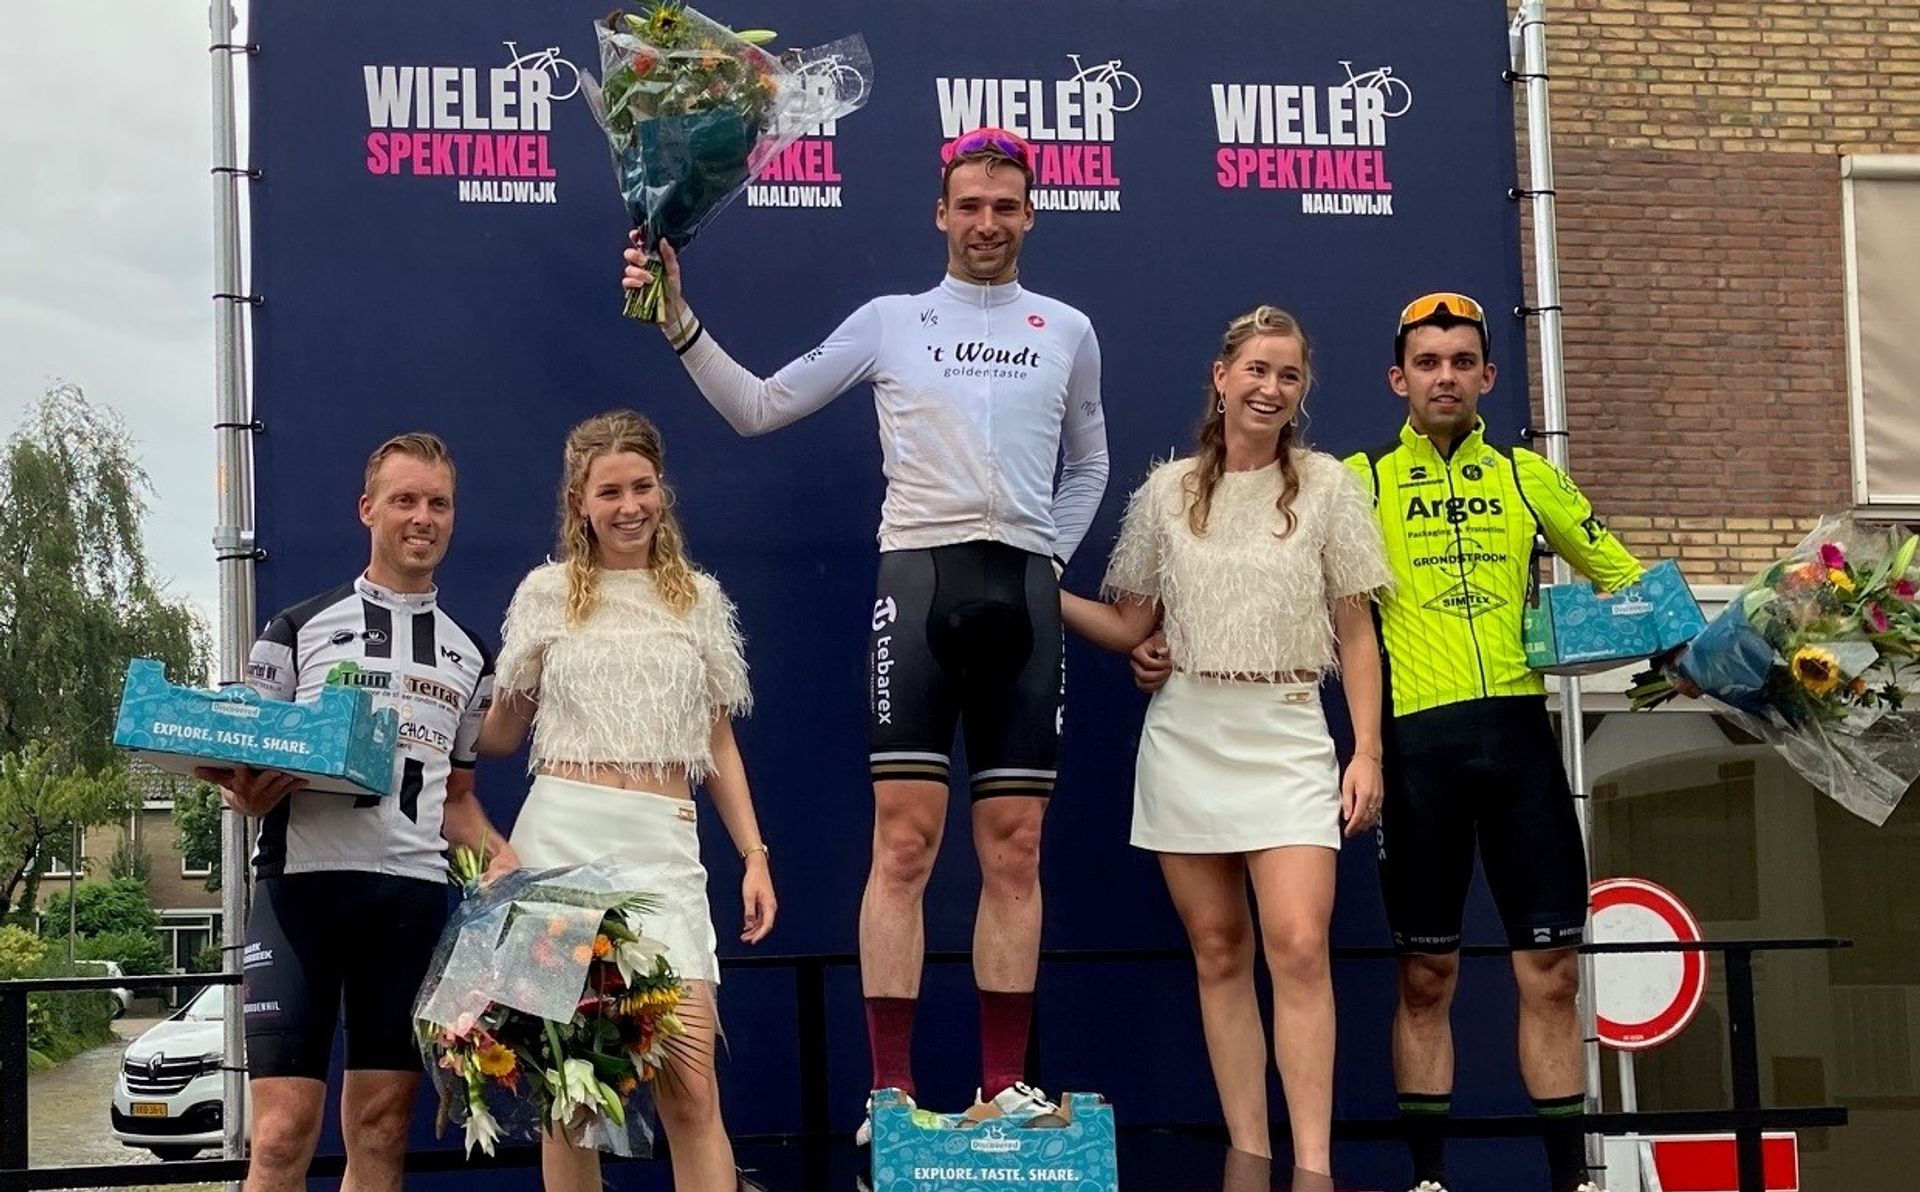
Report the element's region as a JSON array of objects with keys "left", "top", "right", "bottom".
[{"left": 722, "top": 1131, "right": 1399, "bottom": 1192}]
